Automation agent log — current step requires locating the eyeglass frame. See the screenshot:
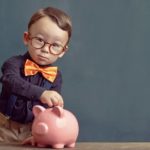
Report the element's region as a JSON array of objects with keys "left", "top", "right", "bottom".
[{"left": 28, "top": 34, "right": 67, "bottom": 55}]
